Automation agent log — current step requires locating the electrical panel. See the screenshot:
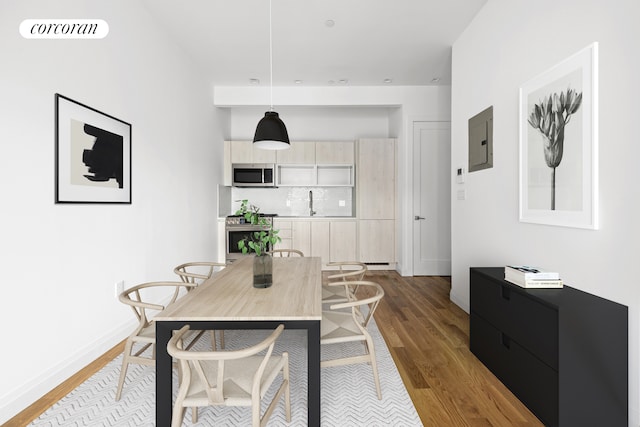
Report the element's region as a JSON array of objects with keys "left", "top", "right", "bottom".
[{"left": 468, "top": 106, "right": 493, "bottom": 172}]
